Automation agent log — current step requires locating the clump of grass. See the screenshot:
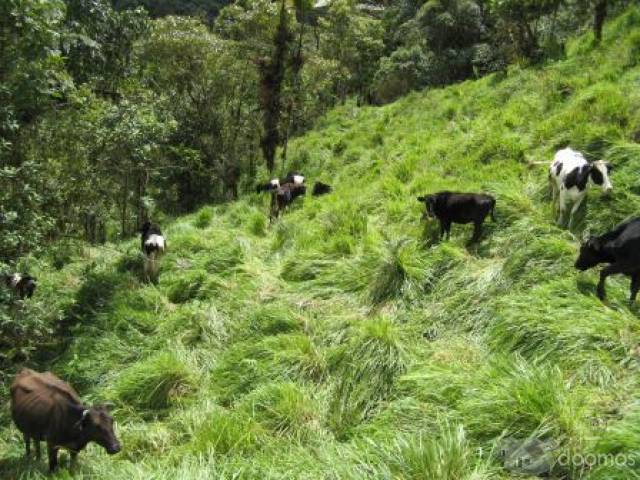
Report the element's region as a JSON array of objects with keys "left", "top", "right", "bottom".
[
  {"left": 248, "top": 210, "right": 267, "bottom": 236},
  {"left": 158, "top": 302, "right": 228, "bottom": 349},
  {"left": 490, "top": 278, "right": 632, "bottom": 369},
  {"left": 328, "top": 316, "right": 407, "bottom": 438},
  {"left": 238, "top": 382, "right": 319, "bottom": 441},
  {"left": 202, "top": 240, "right": 243, "bottom": 275},
  {"left": 361, "top": 237, "right": 434, "bottom": 305},
  {"left": 193, "top": 206, "right": 214, "bottom": 229},
  {"left": 165, "top": 270, "right": 206, "bottom": 303},
  {"left": 382, "top": 422, "right": 491, "bottom": 480},
  {"left": 119, "top": 422, "right": 176, "bottom": 461},
  {"left": 460, "top": 356, "right": 585, "bottom": 440},
  {"left": 212, "top": 334, "right": 326, "bottom": 404},
  {"left": 187, "top": 406, "right": 265, "bottom": 455},
  {"left": 113, "top": 351, "right": 196, "bottom": 414},
  {"left": 244, "top": 302, "right": 301, "bottom": 336}
]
